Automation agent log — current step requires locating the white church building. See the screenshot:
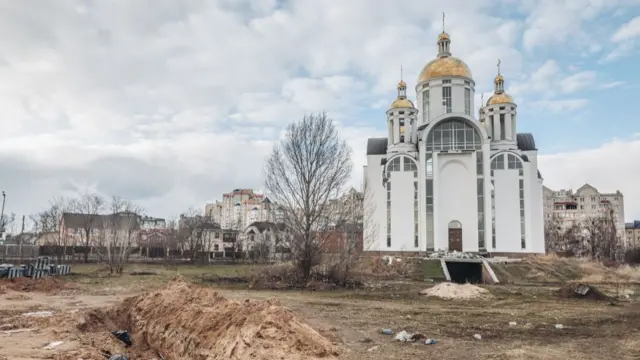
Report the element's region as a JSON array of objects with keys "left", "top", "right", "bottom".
[{"left": 364, "top": 29, "right": 545, "bottom": 256}]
